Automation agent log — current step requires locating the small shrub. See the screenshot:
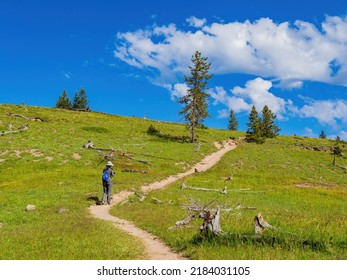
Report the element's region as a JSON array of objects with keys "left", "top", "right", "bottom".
[
  {"left": 332, "top": 145, "right": 343, "bottom": 157},
  {"left": 147, "top": 124, "right": 160, "bottom": 135}
]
